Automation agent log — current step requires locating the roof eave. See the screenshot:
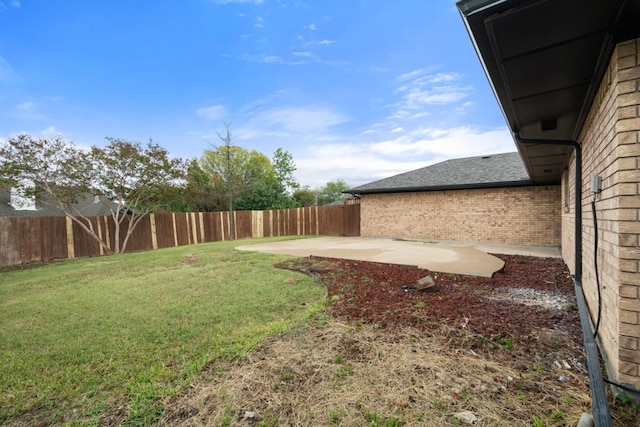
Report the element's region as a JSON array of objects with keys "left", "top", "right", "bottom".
[
  {"left": 456, "top": 0, "right": 640, "bottom": 184},
  {"left": 345, "top": 179, "right": 536, "bottom": 195}
]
